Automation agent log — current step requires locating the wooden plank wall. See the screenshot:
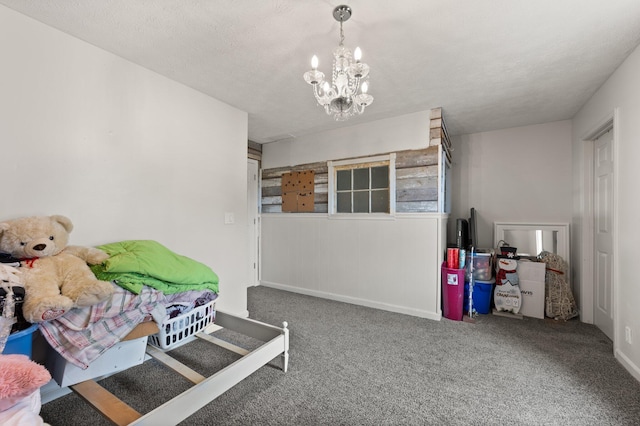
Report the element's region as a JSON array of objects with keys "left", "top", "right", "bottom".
[
  {"left": 395, "top": 147, "right": 439, "bottom": 213},
  {"left": 248, "top": 140, "right": 262, "bottom": 161},
  {"left": 262, "top": 162, "right": 328, "bottom": 213},
  {"left": 261, "top": 147, "right": 439, "bottom": 213},
  {"left": 261, "top": 107, "right": 449, "bottom": 214},
  {"left": 428, "top": 107, "right": 452, "bottom": 163}
]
